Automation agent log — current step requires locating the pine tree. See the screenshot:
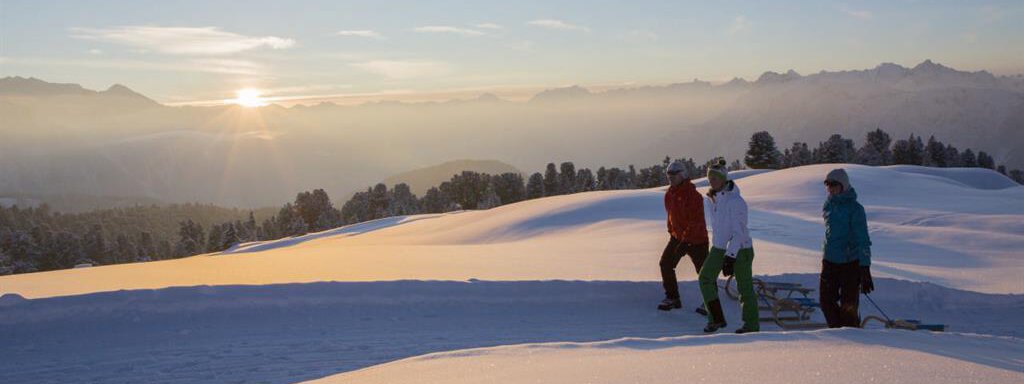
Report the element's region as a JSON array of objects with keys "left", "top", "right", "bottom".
[
  {"left": 222, "top": 223, "right": 239, "bottom": 250},
  {"left": 892, "top": 134, "right": 925, "bottom": 165},
  {"left": 575, "top": 168, "right": 596, "bottom": 192},
  {"left": 816, "top": 134, "right": 856, "bottom": 163},
  {"left": 596, "top": 167, "right": 608, "bottom": 190},
  {"left": 295, "top": 189, "right": 336, "bottom": 232},
  {"left": 783, "top": 142, "right": 813, "bottom": 167},
  {"left": 856, "top": 128, "right": 893, "bottom": 166},
  {"left": 477, "top": 184, "right": 501, "bottom": 209},
  {"left": 83, "top": 224, "right": 107, "bottom": 263},
  {"left": 137, "top": 231, "right": 156, "bottom": 262},
  {"left": 175, "top": 219, "right": 205, "bottom": 256},
  {"left": 543, "top": 163, "right": 559, "bottom": 196},
  {"left": 977, "top": 151, "right": 995, "bottom": 169},
  {"left": 526, "top": 172, "right": 545, "bottom": 199},
  {"left": 206, "top": 224, "right": 224, "bottom": 252},
  {"left": 0, "top": 248, "right": 11, "bottom": 275},
  {"left": 924, "top": 135, "right": 947, "bottom": 167},
  {"left": 961, "top": 149, "right": 978, "bottom": 167},
  {"left": 559, "top": 162, "right": 577, "bottom": 194},
  {"left": 744, "top": 131, "right": 782, "bottom": 169},
  {"left": 944, "top": 144, "right": 962, "bottom": 167},
  {"left": 420, "top": 187, "right": 451, "bottom": 213},
  {"left": 492, "top": 173, "right": 526, "bottom": 205},
  {"left": 1009, "top": 169, "right": 1024, "bottom": 184},
  {"left": 245, "top": 212, "right": 258, "bottom": 241},
  {"left": 389, "top": 183, "right": 421, "bottom": 216}
]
